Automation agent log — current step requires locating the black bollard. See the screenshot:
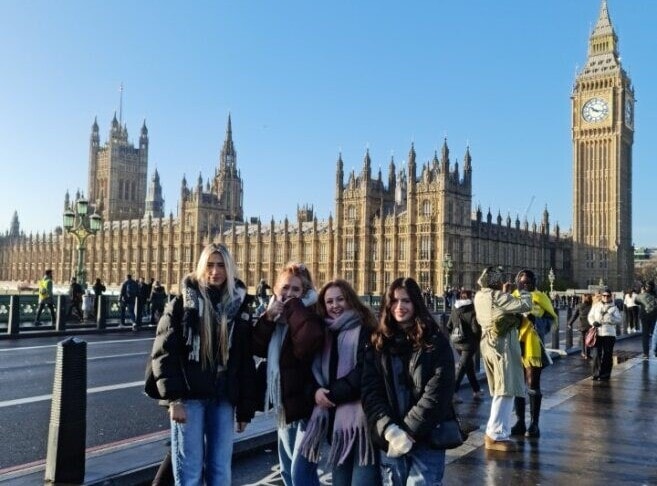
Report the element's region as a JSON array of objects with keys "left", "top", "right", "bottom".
[
  {"left": 45, "top": 337, "right": 87, "bottom": 485},
  {"left": 55, "top": 295, "right": 67, "bottom": 332},
  {"left": 96, "top": 295, "right": 107, "bottom": 330},
  {"left": 134, "top": 297, "right": 141, "bottom": 329},
  {"left": 551, "top": 313, "right": 560, "bottom": 350},
  {"left": 8, "top": 295, "right": 20, "bottom": 335}
]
